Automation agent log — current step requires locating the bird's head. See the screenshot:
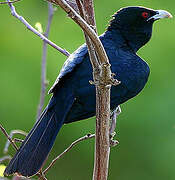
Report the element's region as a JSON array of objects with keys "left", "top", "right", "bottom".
[{"left": 107, "top": 6, "right": 172, "bottom": 52}]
